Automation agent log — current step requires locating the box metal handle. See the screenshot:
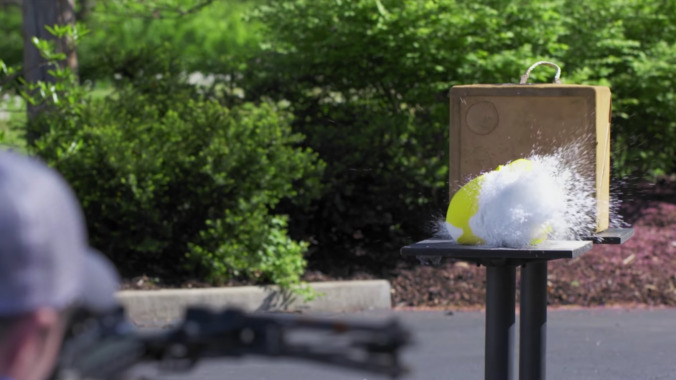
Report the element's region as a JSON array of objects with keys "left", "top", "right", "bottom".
[{"left": 519, "top": 61, "right": 562, "bottom": 84}]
